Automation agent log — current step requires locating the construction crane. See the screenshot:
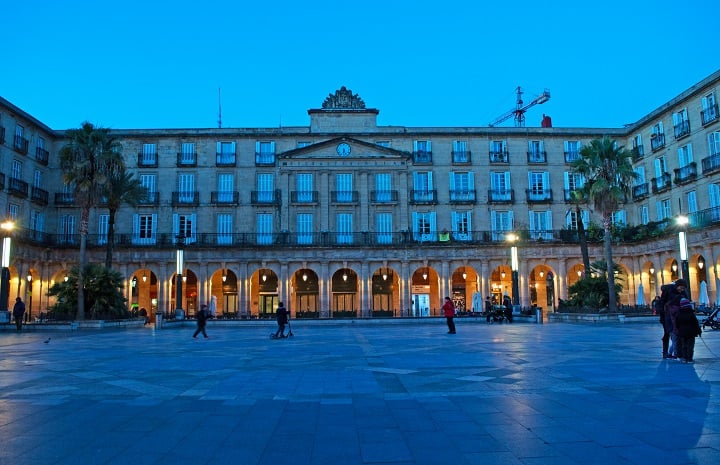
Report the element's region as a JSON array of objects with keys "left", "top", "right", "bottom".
[{"left": 488, "top": 86, "right": 551, "bottom": 127}]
